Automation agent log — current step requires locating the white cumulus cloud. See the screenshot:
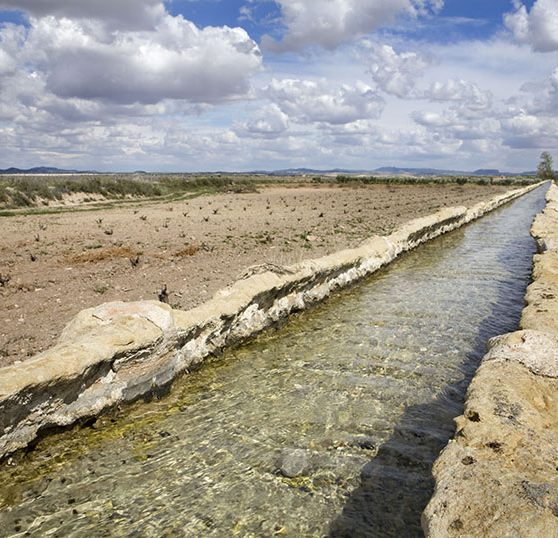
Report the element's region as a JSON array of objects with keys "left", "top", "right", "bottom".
[
  {"left": 504, "top": 0, "right": 558, "bottom": 52},
  {"left": 366, "top": 44, "right": 429, "bottom": 98},
  {"left": 234, "top": 104, "right": 290, "bottom": 138},
  {"left": 0, "top": 0, "right": 165, "bottom": 30},
  {"left": 264, "top": 0, "right": 444, "bottom": 51},
  {"left": 424, "top": 79, "right": 492, "bottom": 110},
  {"left": 0, "top": 13, "right": 262, "bottom": 105},
  {"left": 501, "top": 112, "right": 558, "bottom": 148},
  {"left": 264, "top": 78, "right": 385, "bottom": 124}
]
